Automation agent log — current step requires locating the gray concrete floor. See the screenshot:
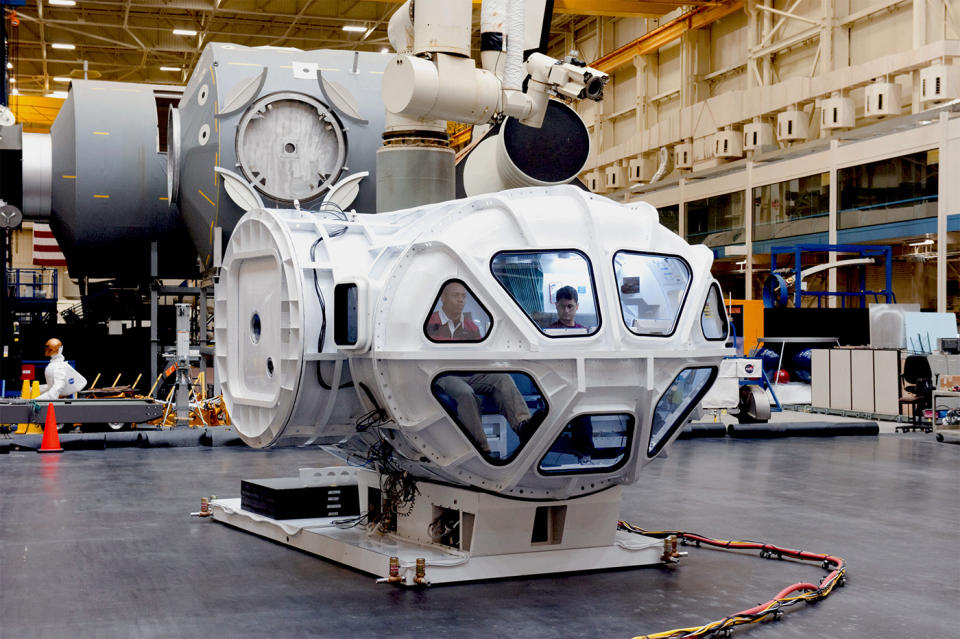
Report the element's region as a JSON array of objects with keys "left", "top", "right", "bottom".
[{"left": 1, "top": 432, "right": 957, "bottom": 638}]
